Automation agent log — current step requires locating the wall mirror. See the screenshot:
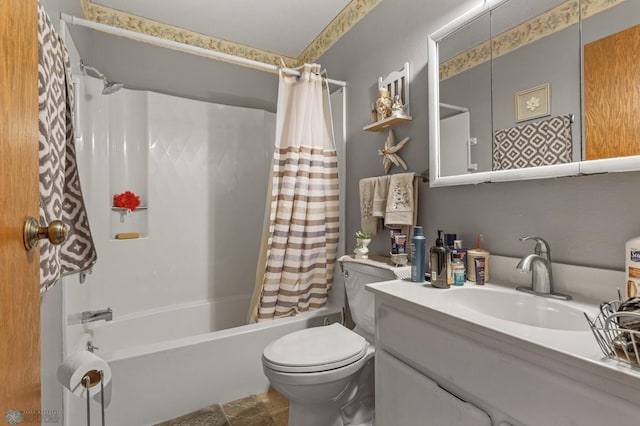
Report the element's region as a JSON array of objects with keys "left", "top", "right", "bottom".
[{"left": 428, "top": 0, "right": 640, "bottom": 187}]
